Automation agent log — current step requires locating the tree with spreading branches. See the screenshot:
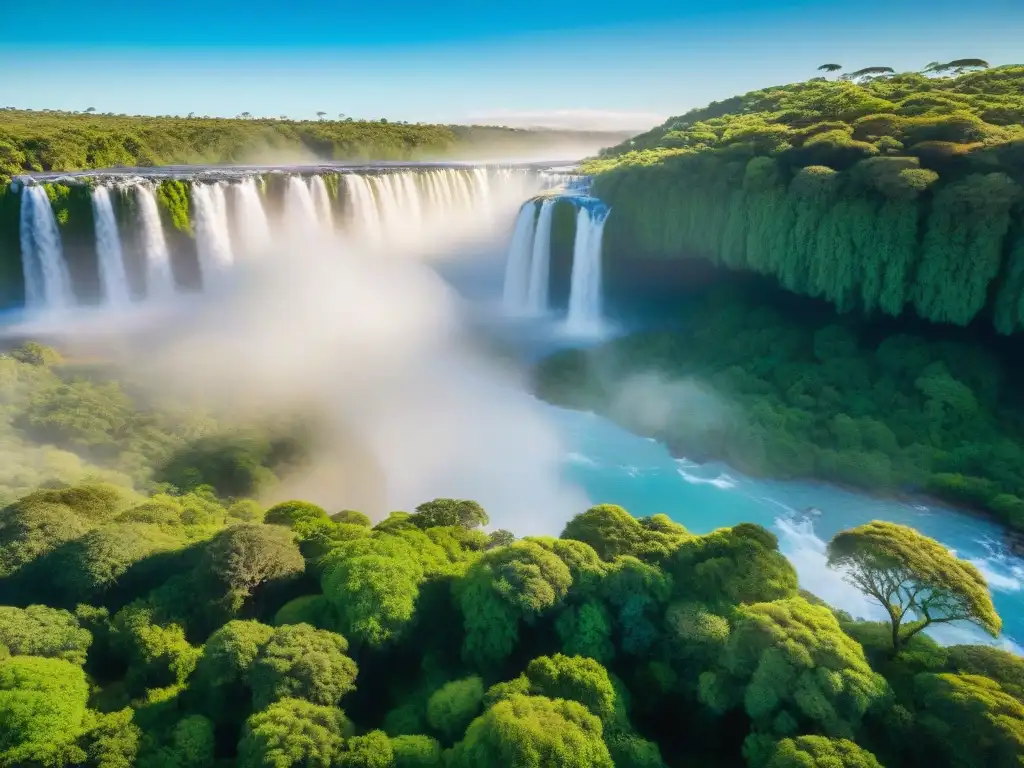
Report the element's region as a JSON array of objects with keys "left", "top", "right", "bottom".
[
  {"left": 827, "top": 522, "right": 1000, "bottom": 652},
  {"left": 817, "top": 64, "right": 843, "bottom": 73}
]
